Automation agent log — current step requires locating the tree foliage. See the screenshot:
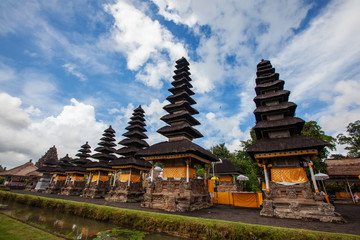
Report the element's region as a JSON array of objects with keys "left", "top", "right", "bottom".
[
  {"left": 0, "top": 165, "right": 4, "bottom": 172},
  {"left": 210, "top": 132, "right": 262, "bottom": 192},
  {"left": 337, "top": 120, "right": 360, "bottom": 158},
  {"left": 301, "top": 121, "right": 337, "bottom": 173}
]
